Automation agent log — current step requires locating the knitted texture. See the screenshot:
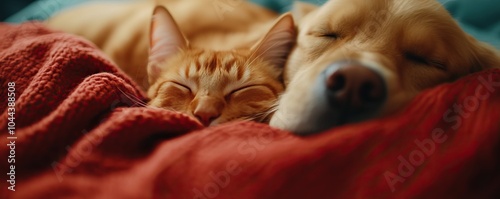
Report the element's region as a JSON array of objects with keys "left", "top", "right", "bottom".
[{"left": 1, "top": 22, "right": 499, "bottom": 199}]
